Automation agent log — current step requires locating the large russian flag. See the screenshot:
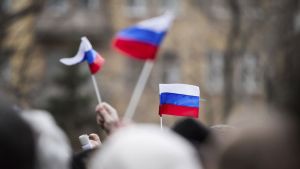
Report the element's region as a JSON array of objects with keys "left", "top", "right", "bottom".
[
  {"left": 60, "top": 37, "right": 105, "bottom": 74},
  {"left": 113, "top": 13, "right": 174, "bottom": 60},
  {"left": 159, "top": 84, "right": 200, "bottom": 118}
]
